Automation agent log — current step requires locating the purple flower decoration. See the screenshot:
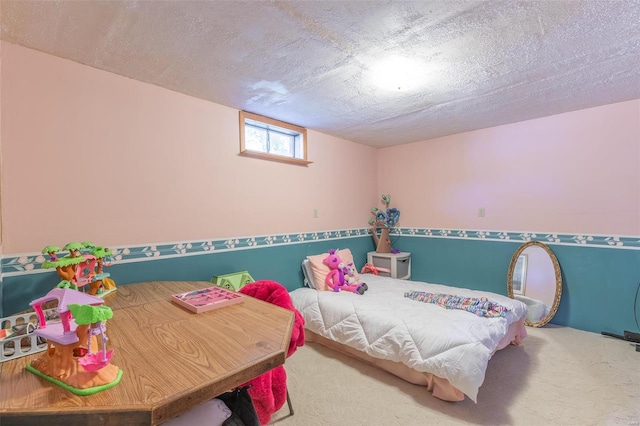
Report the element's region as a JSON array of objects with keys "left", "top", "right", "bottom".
[
  {"left": 369, "top": 195, "right": 401, "bottom": 229},
  {"left": 386, "top": 208, "right": 400, "bottom": 227}
]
